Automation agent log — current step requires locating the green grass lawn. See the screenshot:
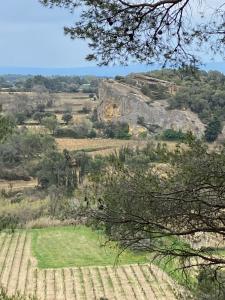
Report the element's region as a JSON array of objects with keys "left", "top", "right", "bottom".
[{"left": 31, "top": 226, "right": 149, "bottom": 268}]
